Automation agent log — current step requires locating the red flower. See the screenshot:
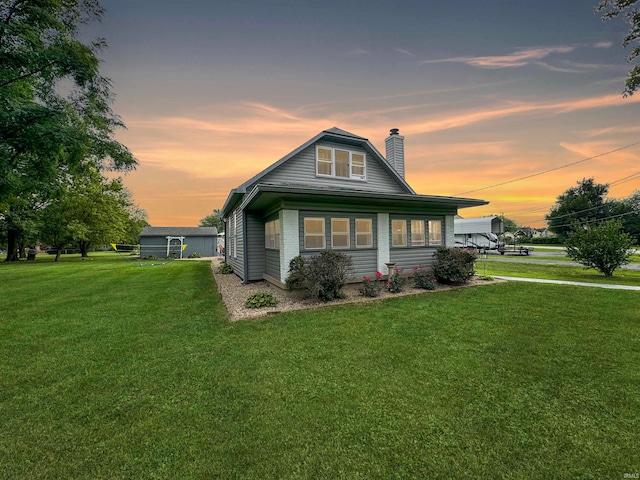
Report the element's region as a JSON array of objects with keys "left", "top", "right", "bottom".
[
  {"left": 375, "top": 271, "right": 383, "bottom": 278},
  {"left": 363, "top": 276, "right": 371, "bottom": 281}
]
